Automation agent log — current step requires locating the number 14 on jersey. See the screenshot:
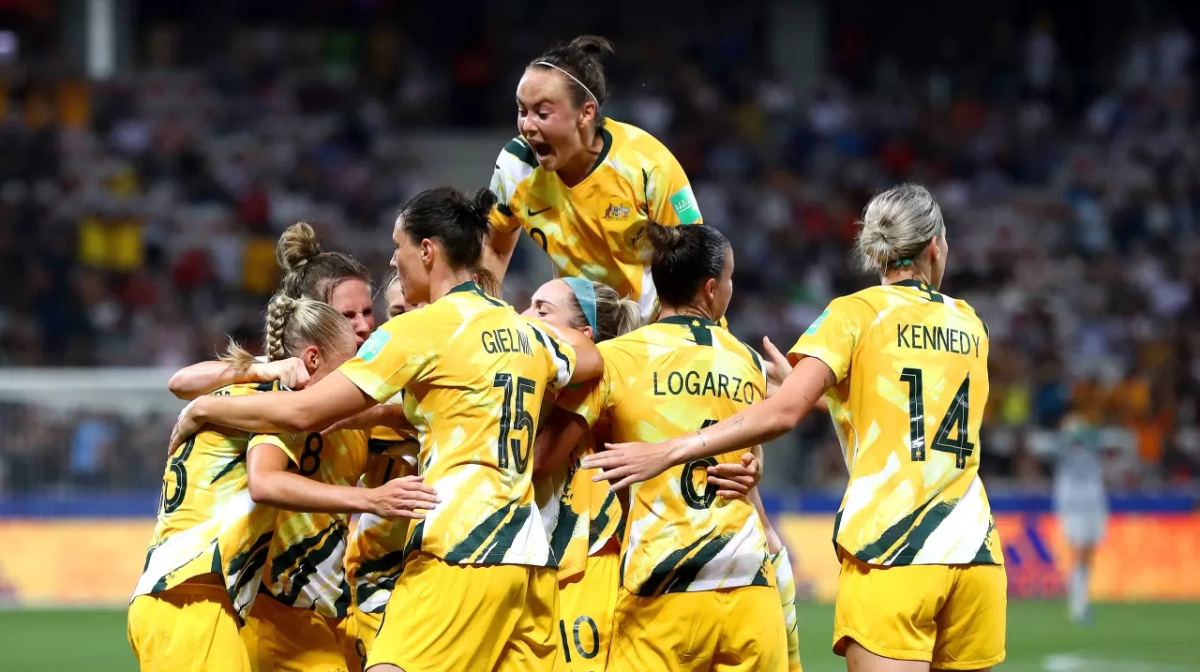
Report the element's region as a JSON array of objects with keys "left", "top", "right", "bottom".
[{"left": 898, "top": 368, "right": 974, "bottom": 469}]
